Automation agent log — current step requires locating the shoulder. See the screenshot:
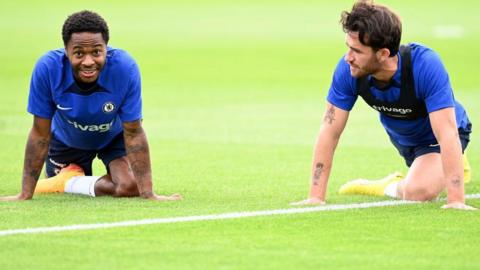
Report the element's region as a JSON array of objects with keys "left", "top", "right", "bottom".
[
  {"left": 105, "top": 47, "right": 138, "bottom": 69},
  {"left": 102, "top": 47, "right": 140, "bottom": 81},
  {"left": 333, "top": 56, "right": 352, "bottom": 77},
  {"left": 408, "top": 43, "right": 445, "bottom": 68},
  {"left": 331, "top": 56, "right": 356, "bottom": 92},
  {"left": 34, "top": 49, "right": 67, "bottom": 71},
  {"left": 31, "top": 49, "right": 69, "bottom": 85}
]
